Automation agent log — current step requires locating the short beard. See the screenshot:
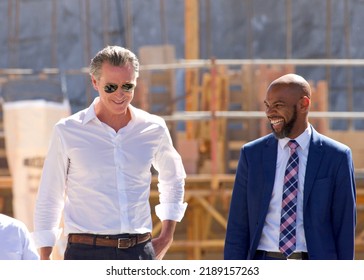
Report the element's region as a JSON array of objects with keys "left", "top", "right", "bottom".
[{"left": 271, "top": 107, "right": 297, "bottom": 139}]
